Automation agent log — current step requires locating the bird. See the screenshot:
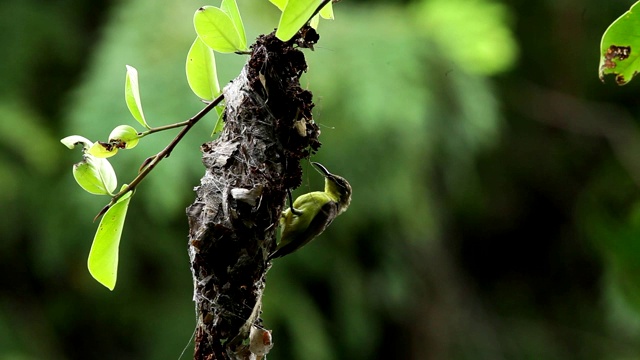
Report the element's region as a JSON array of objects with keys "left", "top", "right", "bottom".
[{"left": 269, "top": 162, "right": 352, "bottom": 260}]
